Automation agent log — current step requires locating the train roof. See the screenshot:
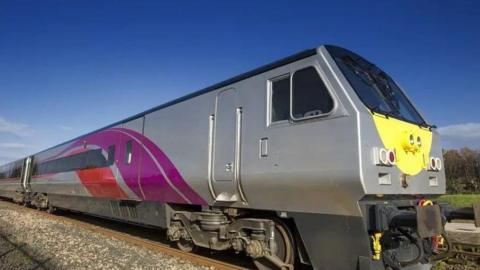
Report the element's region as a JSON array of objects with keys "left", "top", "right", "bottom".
[{"left": 29, "top": 47, "right": 320, "bottom": 157}]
